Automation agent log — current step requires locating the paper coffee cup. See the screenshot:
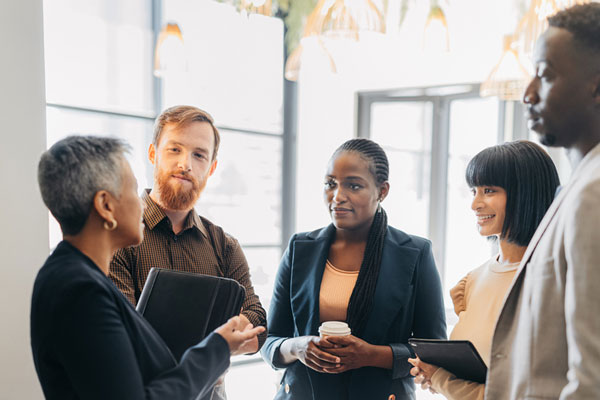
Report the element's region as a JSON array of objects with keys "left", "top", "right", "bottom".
[{"left": 318, "top": 321, "right": 351, "bottom": 337}]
